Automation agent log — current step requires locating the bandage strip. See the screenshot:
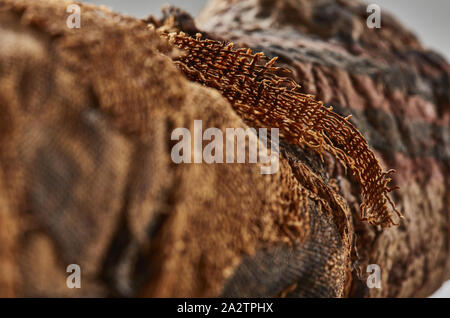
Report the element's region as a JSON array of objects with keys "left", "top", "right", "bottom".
[{"left": 164, "top": 32, "right": 402, "bottom": 227}]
